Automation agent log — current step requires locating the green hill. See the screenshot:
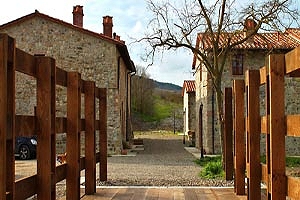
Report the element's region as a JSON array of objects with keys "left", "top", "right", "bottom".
[
  {"left": 131, "top": 81, "right": 183, "bottom": 131},
  {"left": 153, "top": 80, "right": 182, "bottom": 91}
]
